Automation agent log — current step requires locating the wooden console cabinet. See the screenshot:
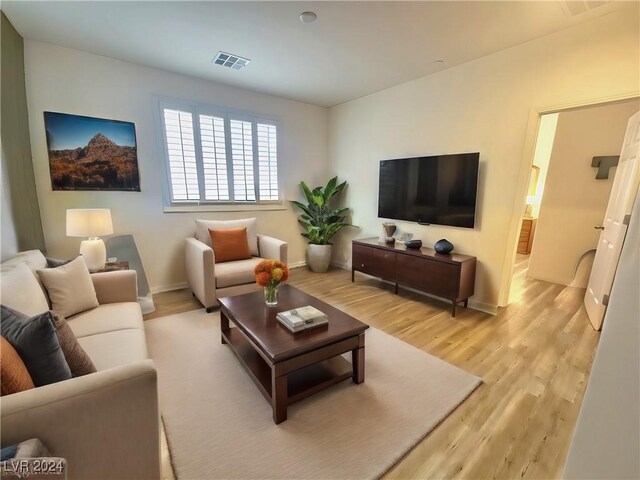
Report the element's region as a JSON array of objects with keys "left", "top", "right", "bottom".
[{"left": 351, "top": 238, "right": 476, "bottom": 317}]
